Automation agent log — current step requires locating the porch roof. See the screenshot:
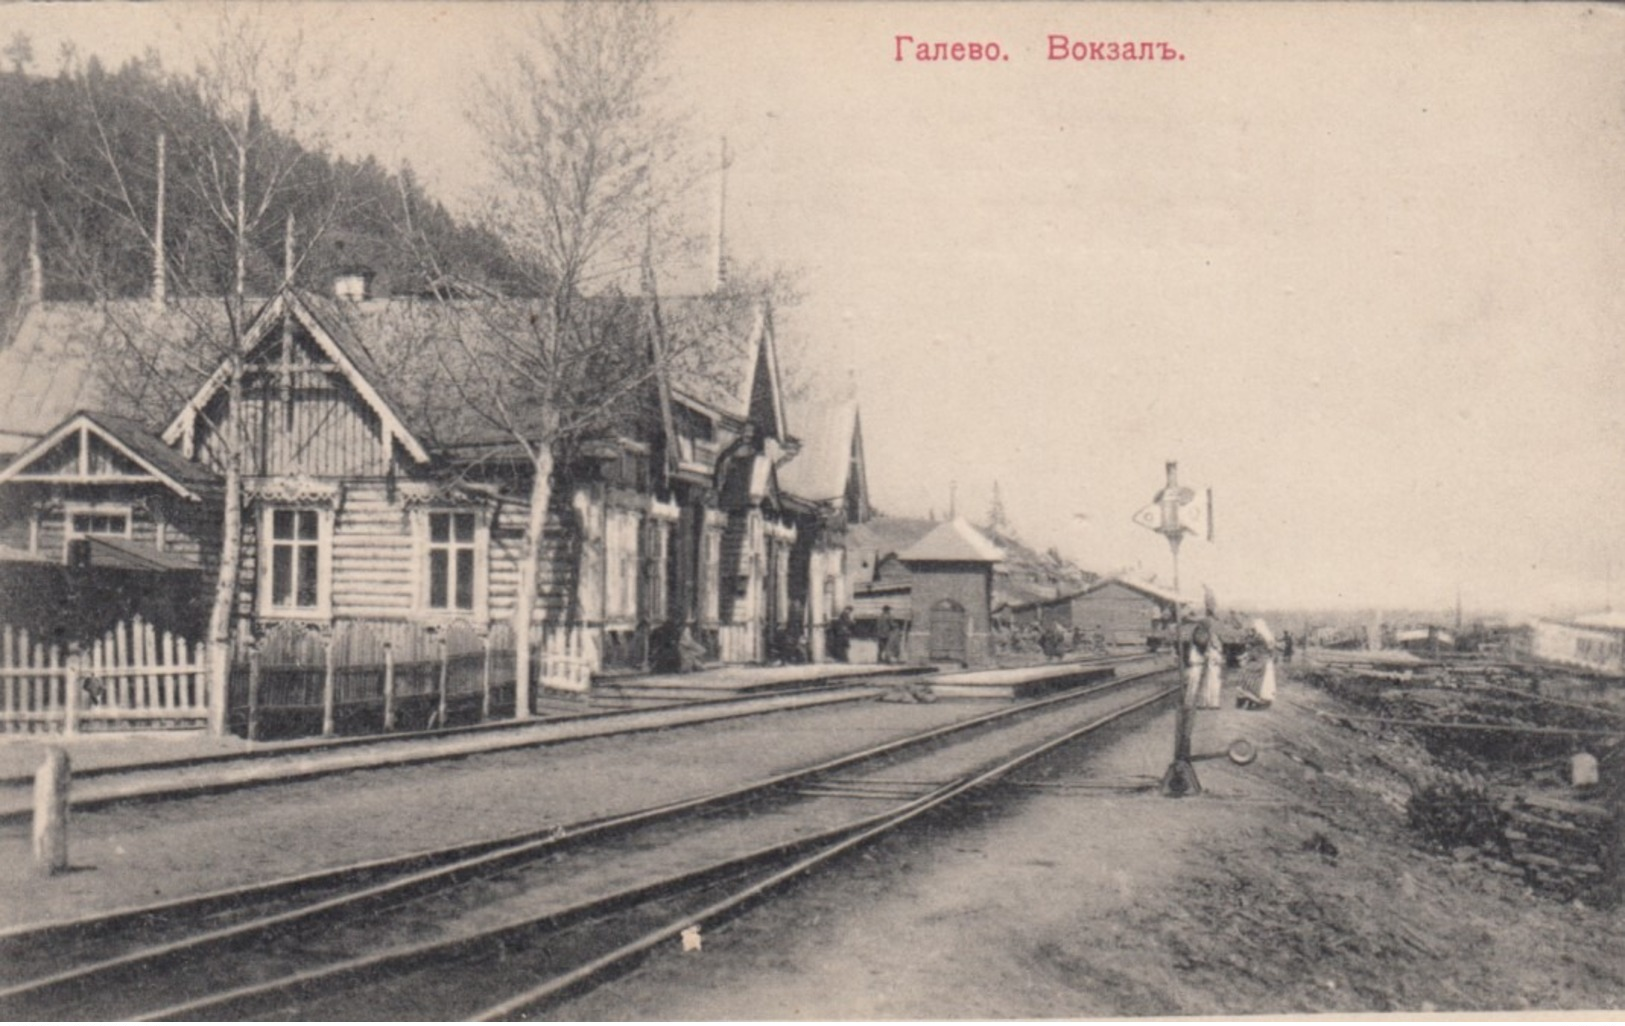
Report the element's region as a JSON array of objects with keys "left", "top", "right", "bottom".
[{"left": 80, "top": 536, "right": 201, "bottom": 572}]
